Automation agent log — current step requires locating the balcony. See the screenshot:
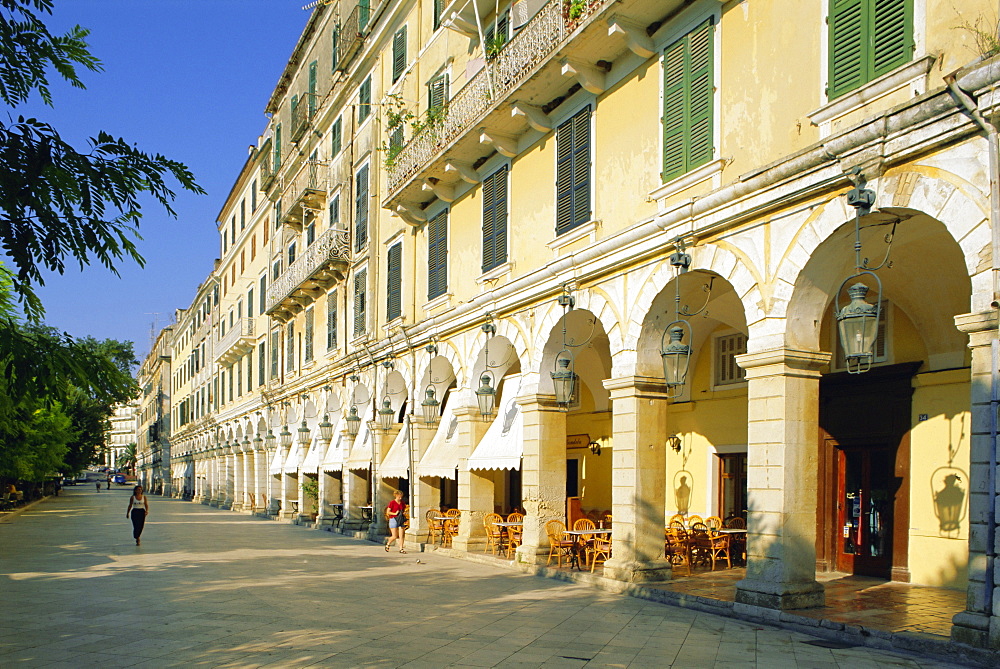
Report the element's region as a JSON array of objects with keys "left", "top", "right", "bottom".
[
  {"left": 279, "top": 160, "right": 328, "bottom": 230},
  {"left": 265, "top": 226, "right": 350, "bottom": 321},
  {"left": 334, "top": 3, "right": 367, "bottom": 73},
  {"left": 258, "top": 138, "right": 276, "bottom": 192},
  {"left": 384, "top": 0, "right": 675, "bottom": 211},
  {"left": 215, "top": 318, "right": 255, "bottom": 366},
  {"left": 290, "top": 97, "right": 311, "bottom": 143}
]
